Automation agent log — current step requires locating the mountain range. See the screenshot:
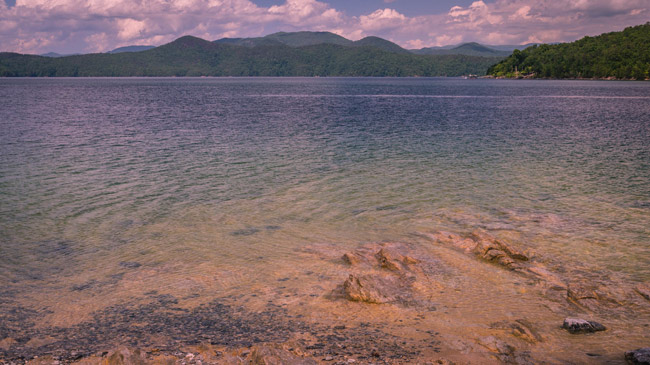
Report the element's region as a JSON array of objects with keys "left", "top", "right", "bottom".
[
  {"left": 37, "top": 32, "right": 525, "bottom": 59},
  {"left": 6, "top": 25, "right": 648, "bottom": 79},
  {"left": 1, "top": 32, "right": 507, "bottom": 77}
]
